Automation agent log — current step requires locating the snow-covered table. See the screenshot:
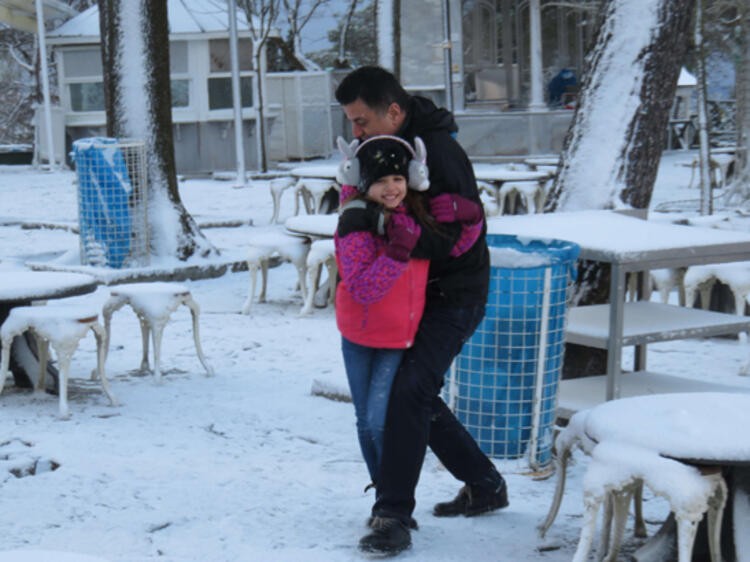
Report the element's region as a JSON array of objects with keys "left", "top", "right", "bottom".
[
  {"left": 290, "top": 164, "right": 341, "bottom": 214},
  {"left": 472, "top": 165, "right": 553, "bottom": 215},
  {"left": 486, "top": 210, "right": 750, "bottom": 413},
  {"left": 583, "top": 393, "right": 750, "bottom": 561},
  {"left": 289, "top": 163, "right": 339, "bottom": 180},
  {"left": 0, "top": 271, "right": 98, "bottom": 389},
  {"left": 285, "top": 214, "right": 337, "bottom": 239}
]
